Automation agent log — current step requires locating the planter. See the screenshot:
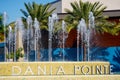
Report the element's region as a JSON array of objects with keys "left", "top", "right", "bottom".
[
  {"left": 18, "top": 57, "right": 24, "bottom": 62},
  {"left": 7, "top": 59, "right": 13, "bottom": 62}
]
